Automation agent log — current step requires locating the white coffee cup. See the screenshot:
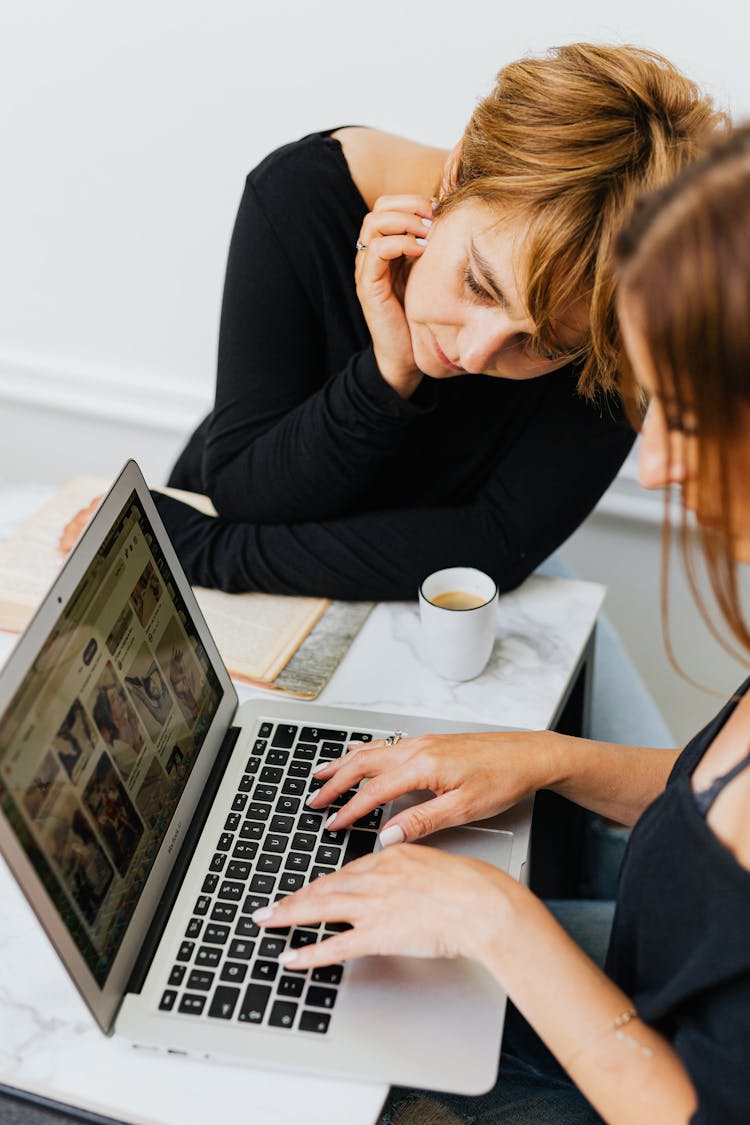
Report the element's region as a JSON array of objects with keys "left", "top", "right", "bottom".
[{"left": 418, "top": 566, "right": 498, "bottom": 681}]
